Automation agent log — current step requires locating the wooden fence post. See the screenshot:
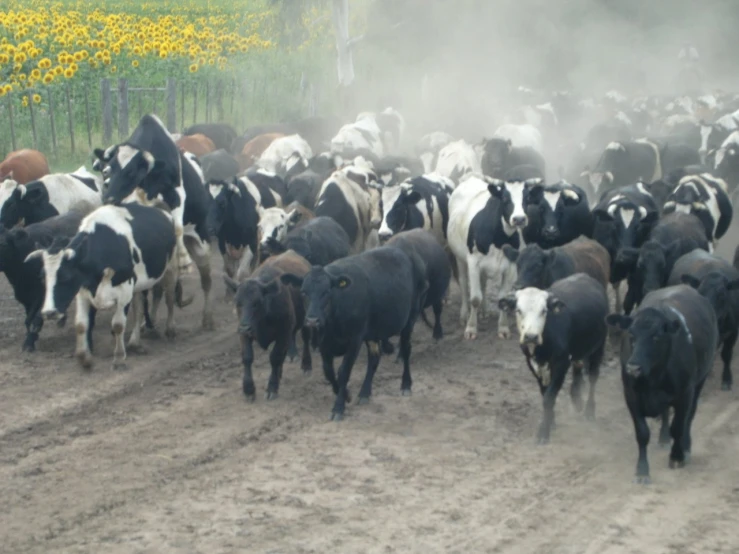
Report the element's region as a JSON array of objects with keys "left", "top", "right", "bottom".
[
  {"left": 27, "top": 91, "right": 38, "bottom": 150},
  {"left": 101, "top": 78, "right": 112, "bottom": 145},
  {"left": 48, "top": 89, "right": 58, "bottom": 157},
  {"left": 118, "top": 78, "right": 128, "bottom": 139},
  {"left": 166, "top": 78, "right": 176, "bottom": 132},
  {"left": 65, "top": 82, "right": 75, "bottom": 155},
  {"left": 83, "top": 84, "right": 92, "bottom": 148},
  {"left": 7, "top": 93, "right": 16, "bottom": 151}
]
